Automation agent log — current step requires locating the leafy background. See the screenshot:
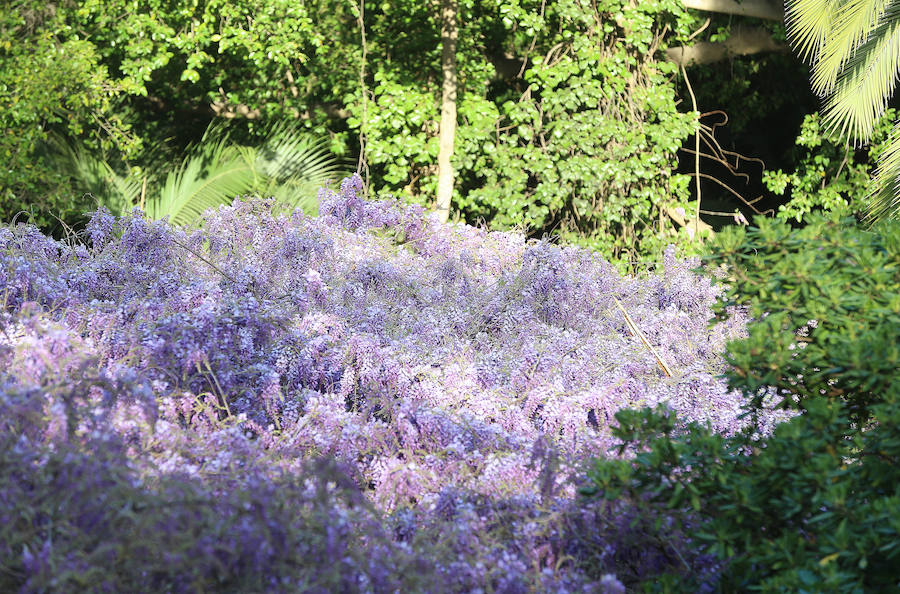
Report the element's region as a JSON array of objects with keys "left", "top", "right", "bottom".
[
  {"left": 3, "top": 0, "right": 881, "bottom": 266},
  {"left": 4, "top": 0, "right": 900, "bottom": 590}
]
